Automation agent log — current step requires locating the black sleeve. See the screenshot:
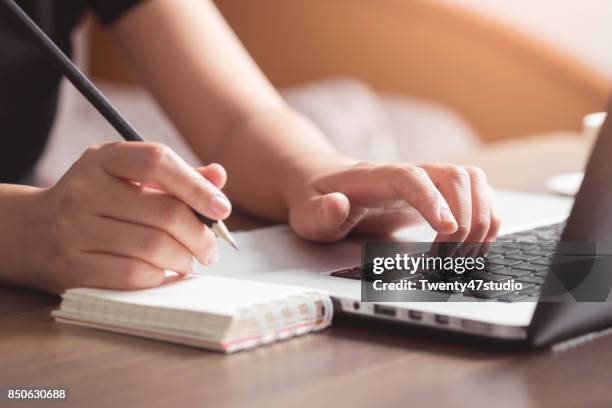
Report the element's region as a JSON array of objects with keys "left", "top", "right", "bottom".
[{"left": 86, "top": 0, "right": 148, "bottom": 25}]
